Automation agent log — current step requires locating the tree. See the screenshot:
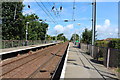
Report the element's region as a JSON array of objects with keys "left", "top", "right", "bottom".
[
  {"left": 70, "top": 34, "right": 79, "bottom": 42},
  {"left": 2, "top": 2, "right": 49, "bottom": 40},
  {"left": 38, "top": 22, "right": 48, "bottom": 40},
  {"left": 51, "top": 36, "right": 56, "bottom": 40},
  {"left": 46, "top": 35, "right": 52, "bottom": 41},
  {"left": 24, "top": 14, "right": 48, "bottom": 40},
  {"left": 2, "top": 2, "right": 24, "bottom": 40},
  {"left": 57, "top": 33, "right": 68, "bottom": 42},
  {"left": 57, "top": 33, "right": 64, "bottom": 40},
  {"left": 81, "top": 28, "right": 92, "bottom": 44},
  {"left": 62, "top": 35, "right": 68, "bottom": 42}
]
